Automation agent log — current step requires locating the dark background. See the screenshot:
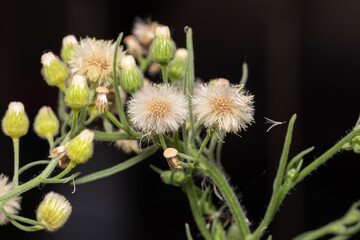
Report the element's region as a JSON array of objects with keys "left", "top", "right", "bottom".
[{"left": 0, "top": 0, "right": 360, "bottom": 239}]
